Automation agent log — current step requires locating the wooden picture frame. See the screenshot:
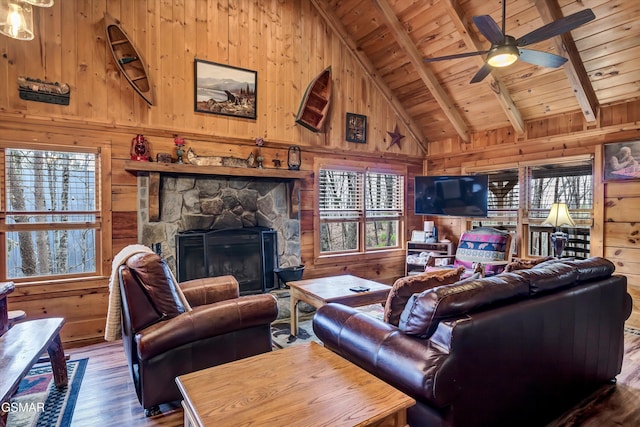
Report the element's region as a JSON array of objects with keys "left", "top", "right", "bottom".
[
  {"left": 603, "top": 141, "right": 640, "bottom": 181},
  {"left": 346, "top": 113, "right": 367, "bottom": 143},
  {"left": 194, "top": 59, "right": 257, "bottom": 119}
]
